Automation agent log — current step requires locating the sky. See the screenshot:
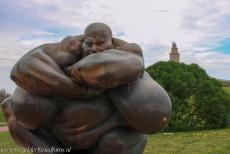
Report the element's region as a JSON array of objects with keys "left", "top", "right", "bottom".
[{"left": 0, "top": 0, "right": 230, "bottom": 93}]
